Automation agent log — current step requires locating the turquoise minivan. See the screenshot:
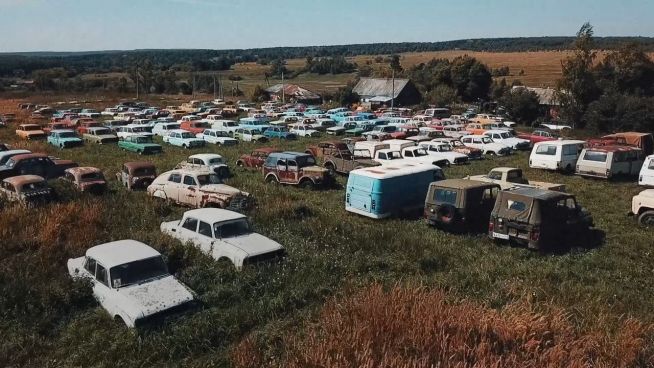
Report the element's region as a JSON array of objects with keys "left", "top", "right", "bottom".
[{"left": 345, "top": 163, "right": 445, "bottom": 219}]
